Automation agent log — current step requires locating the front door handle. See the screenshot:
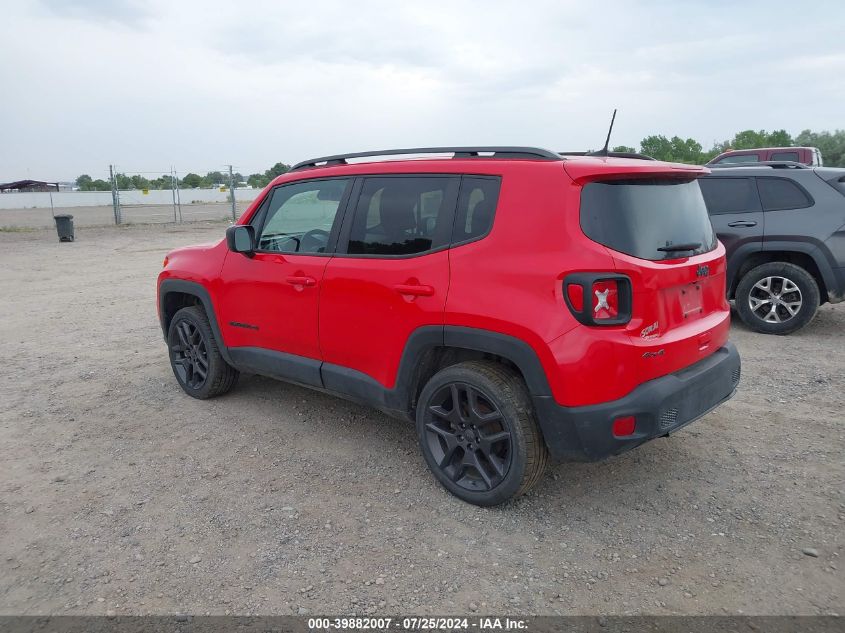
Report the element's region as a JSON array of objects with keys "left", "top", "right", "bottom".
[
  {"left": 286, "top": 275, "right": 316, "bottom": 287},
  {"left": 727, "top": 220, "right": 757, "bottom": 228},
  {"left": 394, "top": 283, "right": 435, "bottom": 297}
]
